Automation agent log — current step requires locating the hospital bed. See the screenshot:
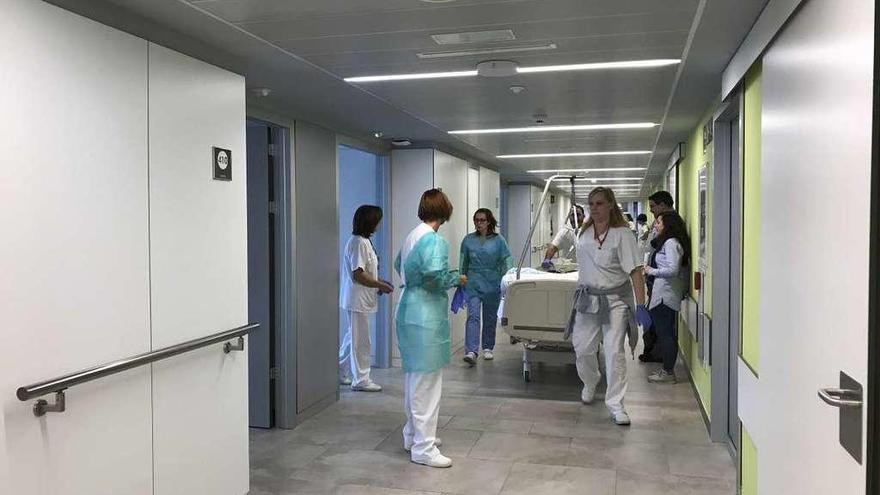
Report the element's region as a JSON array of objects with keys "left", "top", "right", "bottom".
[
  {"left": 499, "top": 175, "right": 583, "bottom": 382},
  {"left": 499, "top": 269, "right": 578, "bottom": 381}
]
